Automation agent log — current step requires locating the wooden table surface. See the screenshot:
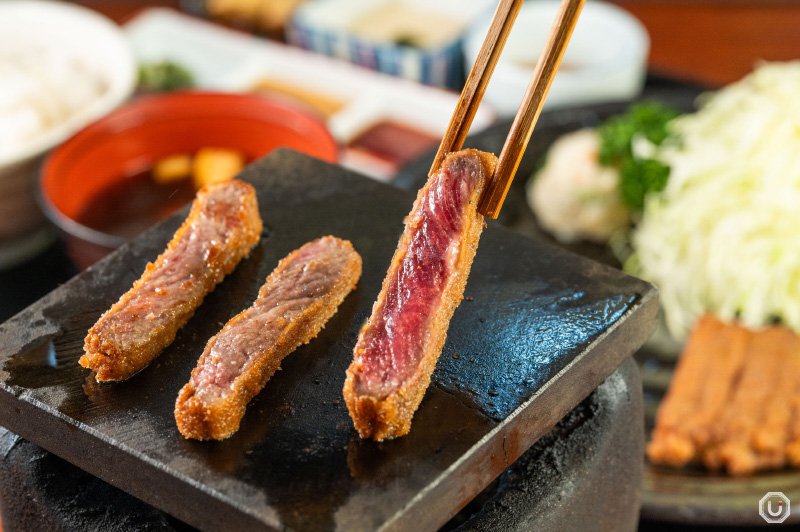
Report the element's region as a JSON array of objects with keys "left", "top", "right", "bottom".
[
  {"left": 615, "top": 1, "right": 800, "bottom": 87},
  {"left": 74, "top": 0, "right": 800, "bottom": 88}
]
